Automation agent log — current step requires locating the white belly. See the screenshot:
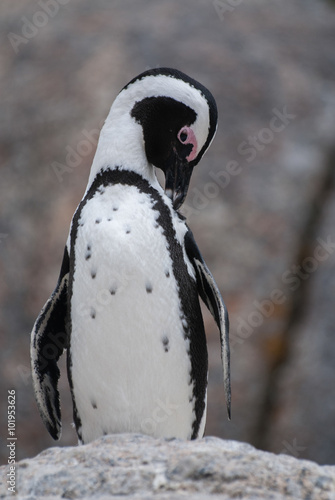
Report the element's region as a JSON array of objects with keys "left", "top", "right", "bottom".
[{"left": 69, "top": 184, "right": 202, "bottom": 442}]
